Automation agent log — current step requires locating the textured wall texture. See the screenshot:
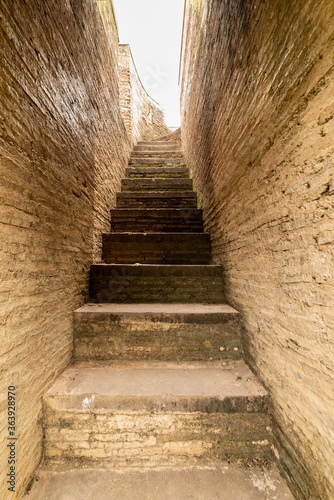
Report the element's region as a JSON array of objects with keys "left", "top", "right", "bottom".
[
  {"left": 0, "top": 0, "right": 130, "bottom": 497},
  {"left": 180, "top": 0, "right": 334, "bottom": 498},
  {"left": 119, "top": 44, "right": 169, "bottom": 145}
]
